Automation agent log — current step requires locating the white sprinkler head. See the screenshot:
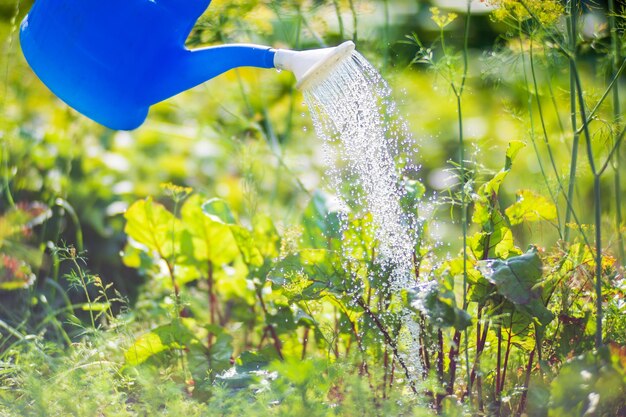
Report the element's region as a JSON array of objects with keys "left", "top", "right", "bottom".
[{"left": 274, "top": 41, "right": 355, "bottom": 90}]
